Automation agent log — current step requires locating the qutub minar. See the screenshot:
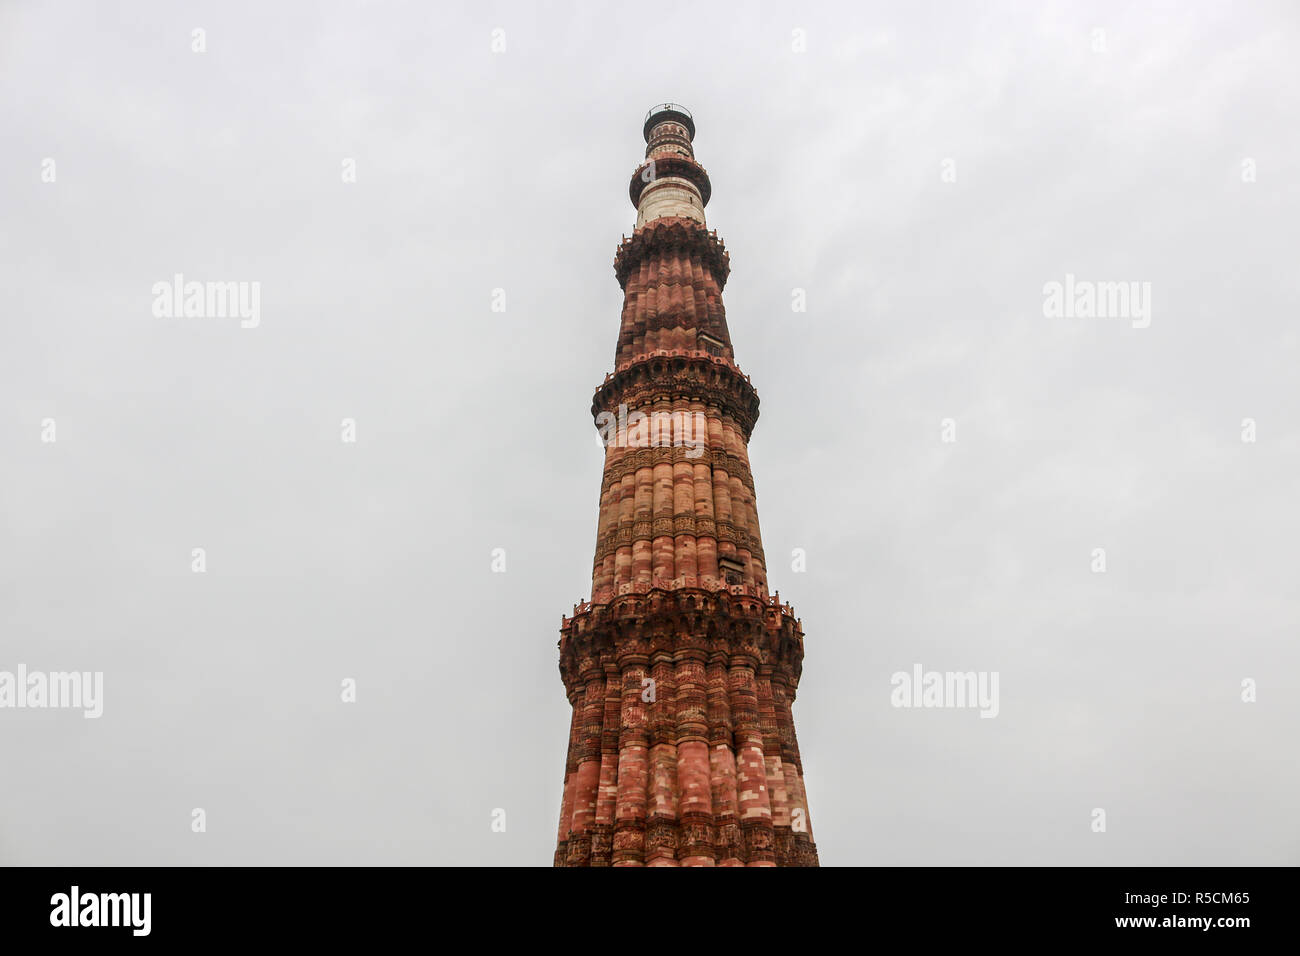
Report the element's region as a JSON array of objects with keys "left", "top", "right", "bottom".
[{"left": 554, "top": 105, "right": 819, "bottom": 867}]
